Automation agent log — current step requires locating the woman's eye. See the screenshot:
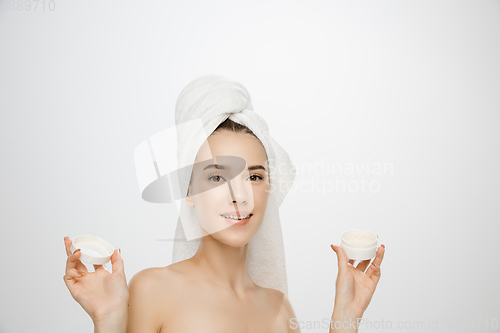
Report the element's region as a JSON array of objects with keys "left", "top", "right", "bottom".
[
  {"left": 249, "top": 174, "right": 264, "bottom": 181},
  {"left": 208, "top": 174, "right": 263, "bottom": 182},
  {"left": 208, "top": 174, "right": 226, "bottom": 182}
]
